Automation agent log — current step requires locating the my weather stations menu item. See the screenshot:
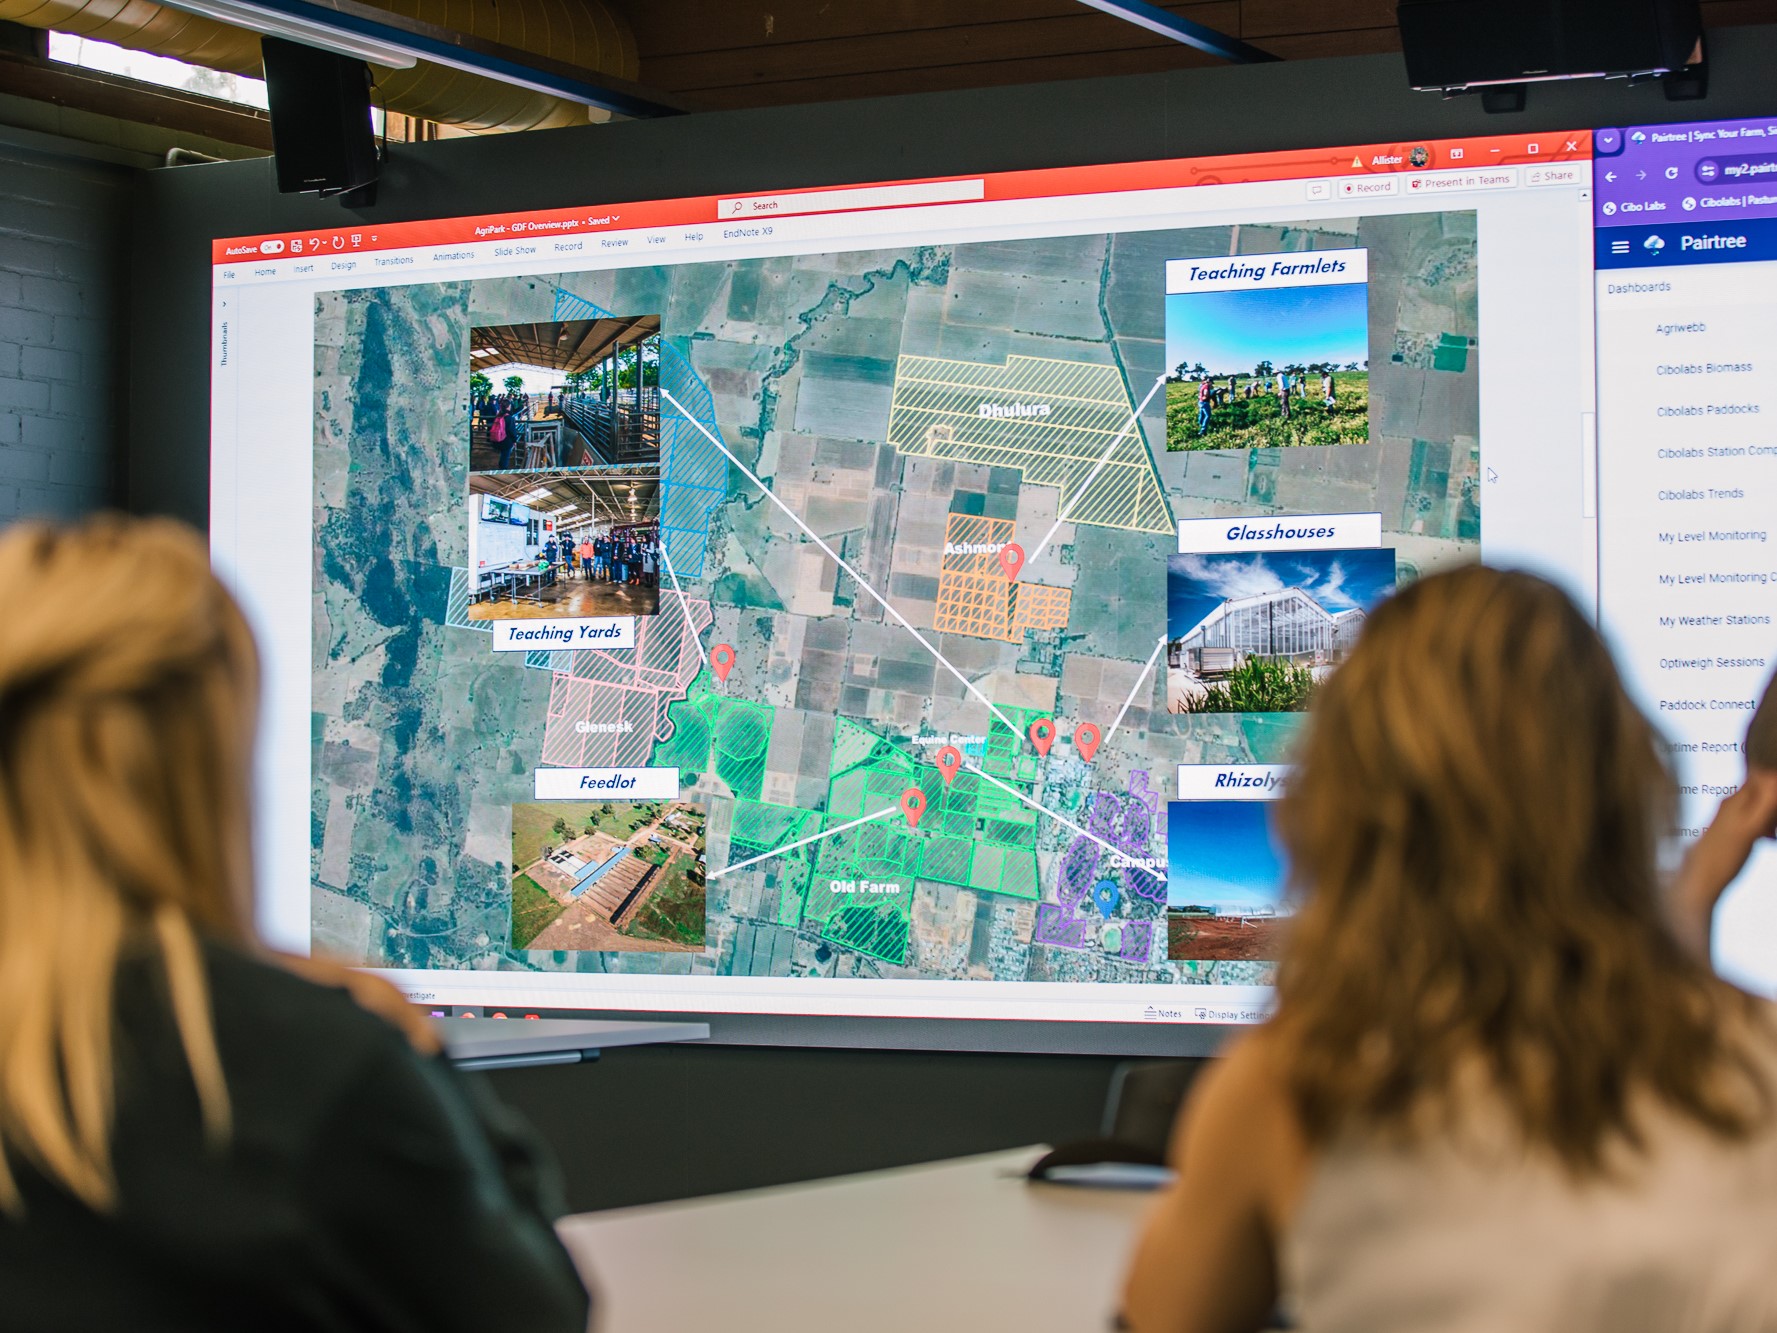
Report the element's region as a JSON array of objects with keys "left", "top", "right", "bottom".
[{"left": 1595, "top": 116, "right": 1777, "bottom": 992}]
